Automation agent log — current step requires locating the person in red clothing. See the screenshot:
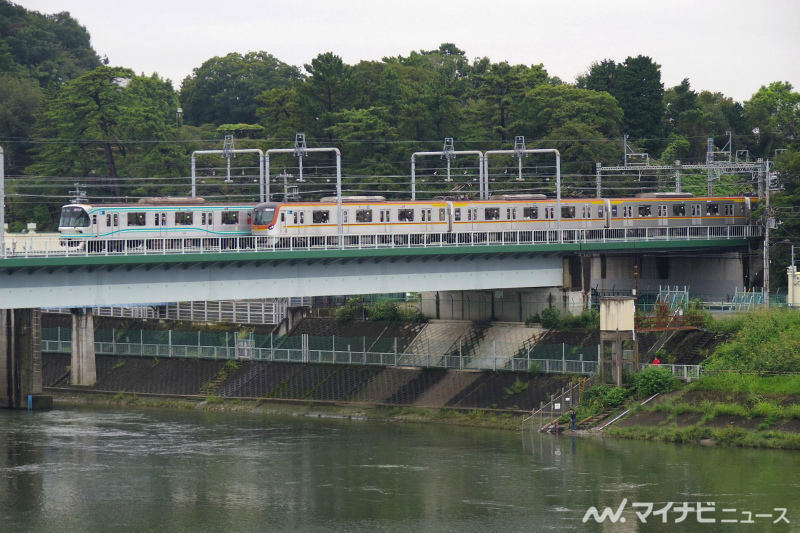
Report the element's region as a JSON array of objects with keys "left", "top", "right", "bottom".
[{"left": 652, "top": 357, "right": 661, "bottom": 365}]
